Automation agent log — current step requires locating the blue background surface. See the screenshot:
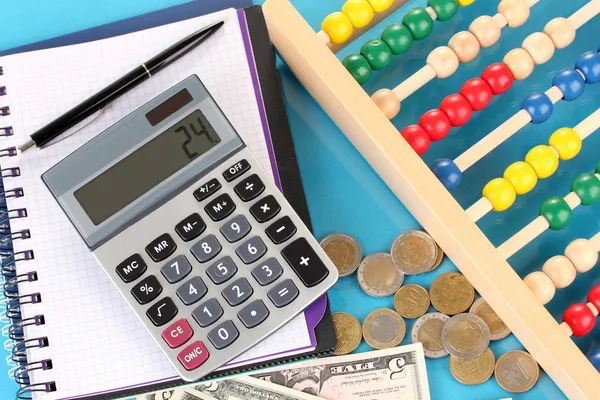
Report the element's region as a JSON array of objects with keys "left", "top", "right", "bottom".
[{"left": 2, "top": 0, "right": 600, "bottom": 399}]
